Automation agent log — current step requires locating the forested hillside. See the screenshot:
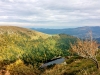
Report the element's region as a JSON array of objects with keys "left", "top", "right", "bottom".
[
  {"left": 0, "top": 26, "right": 100, "bottom": 75},
  {"left": 0, "top": 26, "right": 78, "bottom": 75}
]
